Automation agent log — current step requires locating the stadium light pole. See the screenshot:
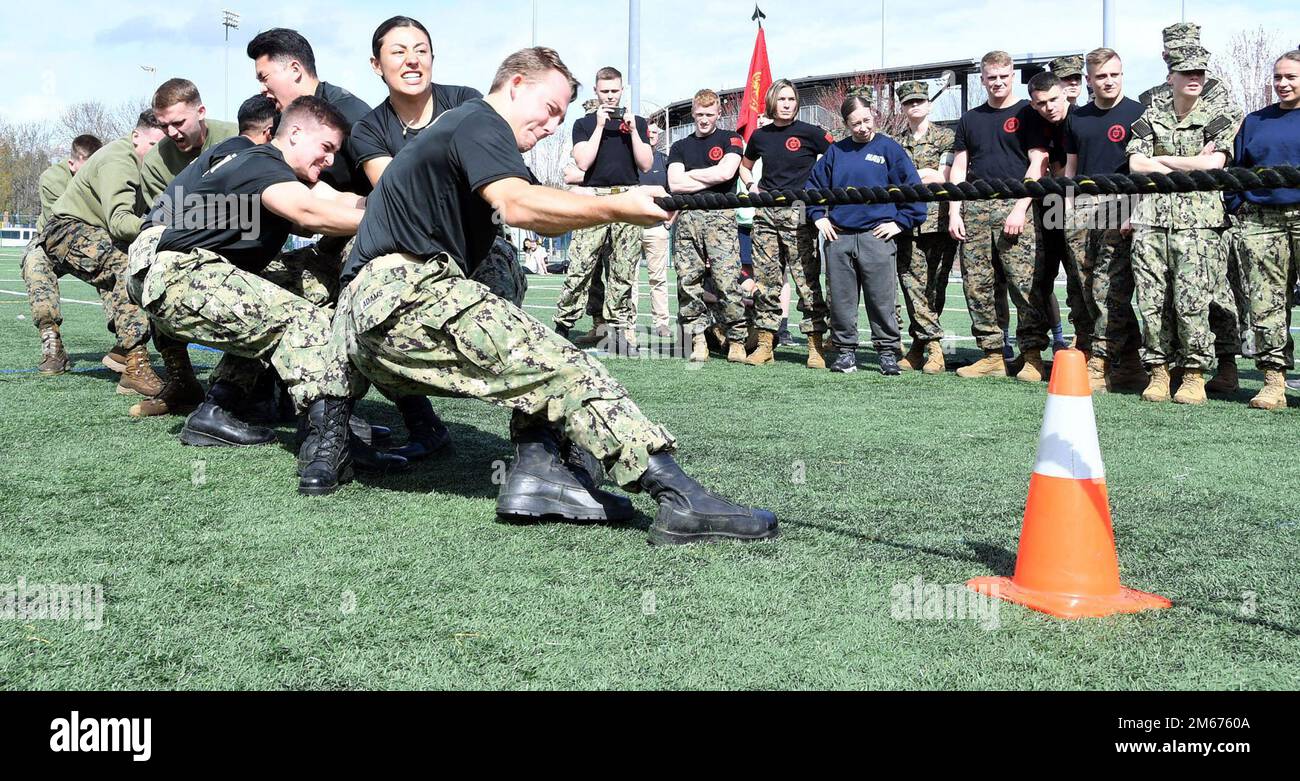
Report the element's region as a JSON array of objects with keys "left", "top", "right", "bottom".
[
  {"left": 629, "top": 0, "right": 641, "bottom": 116},
  {"left": 222, "top": 10, "right": 241, "bottom": 121},
  {"left": 1102, "top": 0, "right": 1114, "bottom": 47},
  {"left": 531, "top": 0, "right": 538, "bottom": 46},
  {"left": 139, "top": 65, "right": 156, "bottom": 98},
  {"left": 880, "top": 1, "right": 886, "bottom": 70}
]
